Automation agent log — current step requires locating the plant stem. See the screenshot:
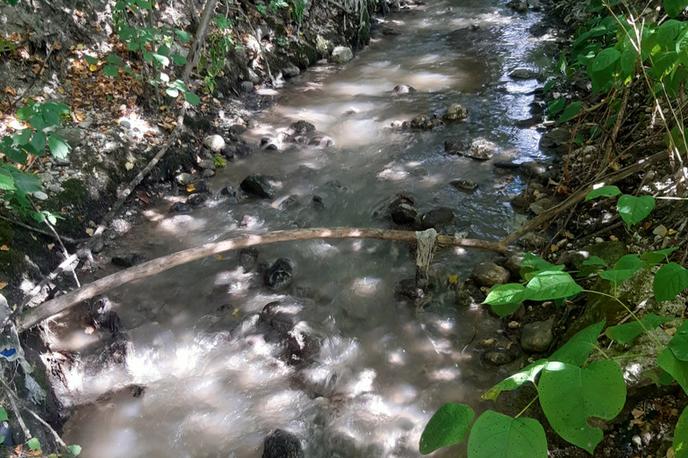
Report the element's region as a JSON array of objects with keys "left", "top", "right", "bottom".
[{"left": 515, "top": 395, "right": 539, "bottom": 419}]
